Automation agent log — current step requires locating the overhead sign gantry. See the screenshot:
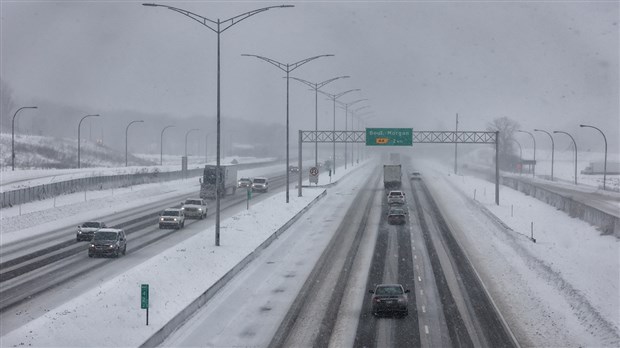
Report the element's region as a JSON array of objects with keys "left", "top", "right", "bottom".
[{"left": 298, "top": 128, "right": 500, "bottom": 204}]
